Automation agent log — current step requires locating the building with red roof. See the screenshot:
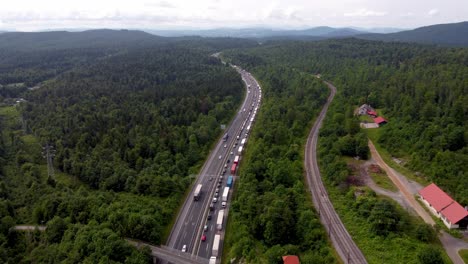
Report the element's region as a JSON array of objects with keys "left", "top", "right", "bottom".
[
  {"left": 282, "top": 255, "right": 300, "bottom": 264},
  {"left": 367, "top": 110, "right": 377, "bottom": 117},
  {"left": 418, "top": 183, "right": 468, "bottom": 229},
  {"left": 373, "top": 116, "right": 387, "bottom": 126}
]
